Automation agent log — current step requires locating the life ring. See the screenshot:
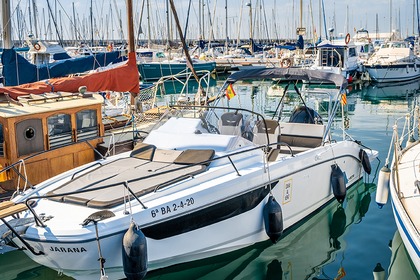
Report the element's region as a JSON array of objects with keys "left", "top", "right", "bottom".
[
  {"left": 345, "top": 33, "right": 351, "bottom": 44},
  {"left": 281, "top": 58, "right": 292, "bottom": 68},
  {"left": 33, "top": 43, "right": 41, "bottom": 51}
]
